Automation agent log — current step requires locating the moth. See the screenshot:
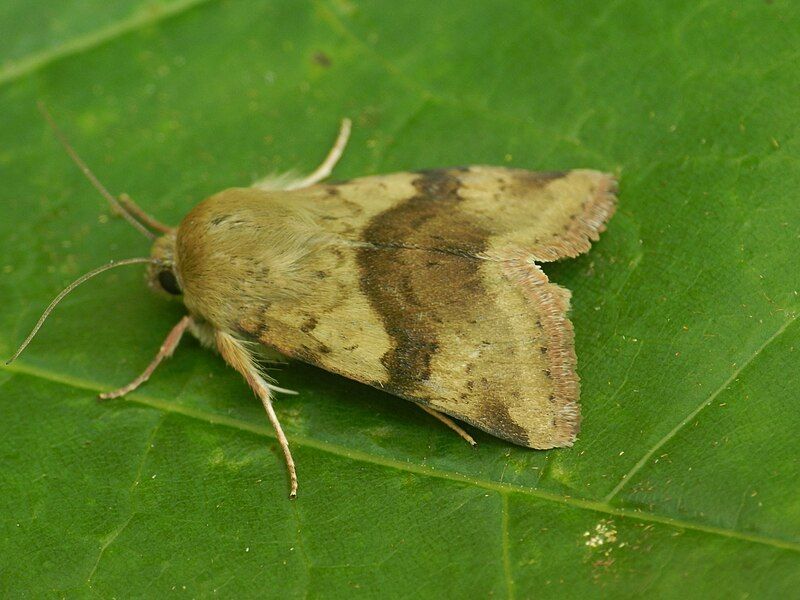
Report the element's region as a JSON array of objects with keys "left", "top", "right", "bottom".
[{"left": 10, "top": 104, "right": 617, "bottom": 498}]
